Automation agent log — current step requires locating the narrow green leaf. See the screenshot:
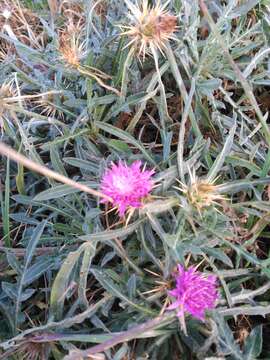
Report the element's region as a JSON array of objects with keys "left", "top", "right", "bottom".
[
  {"left": 78, "top": 242, "right": 97, "bottom": 308},
  {"left": 207, "top": 123, "right": 236, "bottom": 183},
  {"left": 34, "top": 181, "right": 97, "bottom": 201},
  {"left": 79, "top": 218, "right": 145, "bottom": 242},
  {"left": 91, "top": 269, "right": 154, "bottom": 315},
  {"left": 50, "top": 244, "right": 86, "bottom": 319},
  {"left": 96, "top": 122, "right": 157, "bottom": 167},
  {"left": 15, "top": 221, "right": 47, "bottom": 328},
  {"left": 243, "top": 325, "right": 262, "bottom": 359},
  {"left": 3, "top": 159, "right": 10, "bottom": 247},
  {"left": 216, "top": 177, "right": 270, "bottom": 194},
  {"left": 16, "top": 163, "right": 25, "bottom": 195},
  {"left": 50, "top": 145, "right": 68, "bottom": 176}
]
